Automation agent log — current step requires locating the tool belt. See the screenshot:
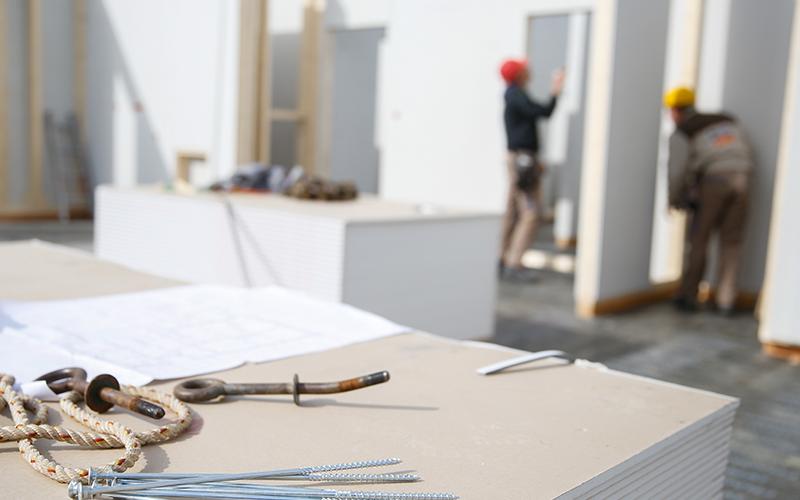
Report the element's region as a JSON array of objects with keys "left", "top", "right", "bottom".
[{"left": 513, "top": 151, "right": 542, "bottom": 191}]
